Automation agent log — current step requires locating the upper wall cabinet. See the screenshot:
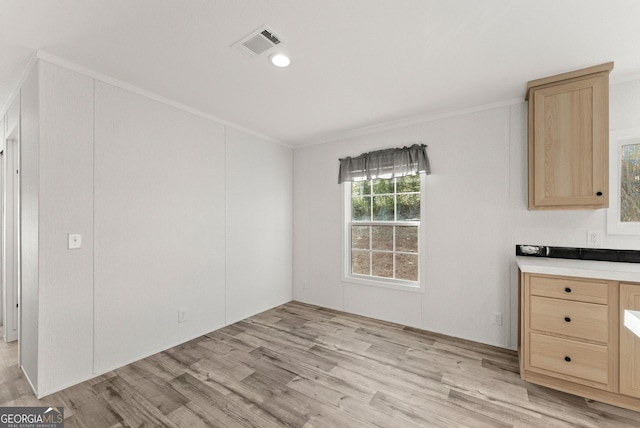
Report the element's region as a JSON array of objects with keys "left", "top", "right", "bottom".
[{"left": 526, "top": 62, "right": 613, "bottom": 210}]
